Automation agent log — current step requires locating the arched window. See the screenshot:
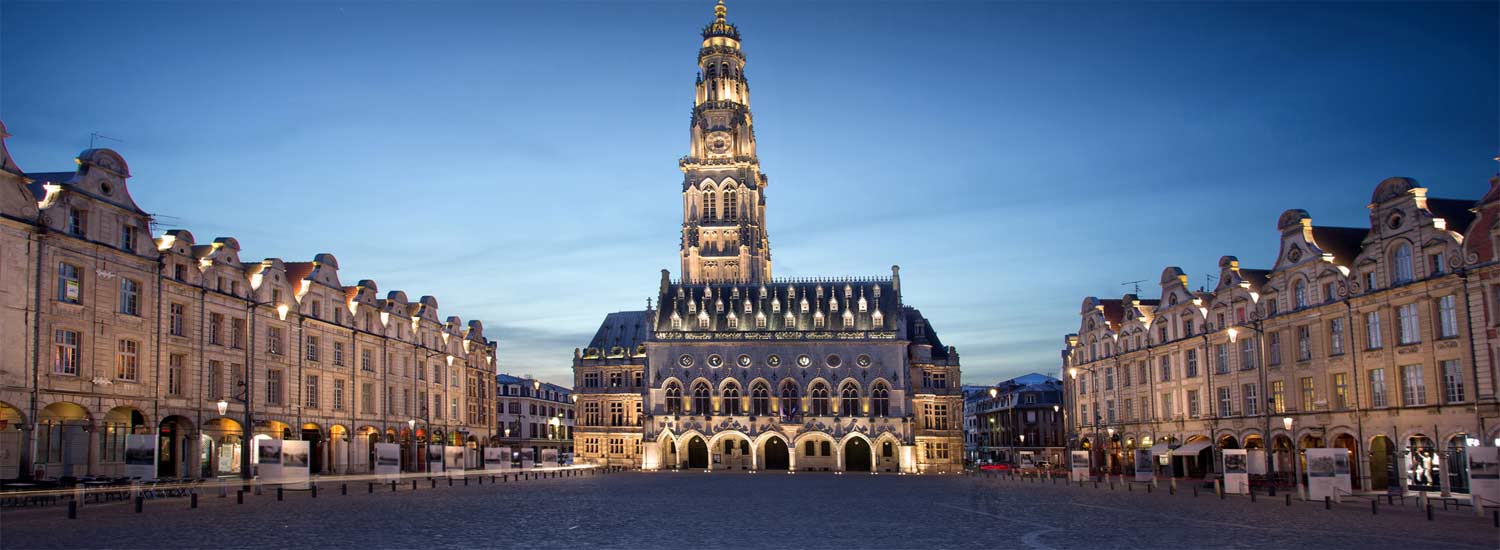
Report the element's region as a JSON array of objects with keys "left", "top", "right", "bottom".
[
  {"left": 871, "top": 383, "right": 890, "bottom": 417},
  {"left": 779, "top": 382, "right": 799, "bottom": 419},
  {"left": 810, "top": 383, "right": 830, "bottom": 416},
  {"left": 751, "top": 382, "right": 770, "bottom": 416},
  {"left": 704, "top": 190, "right": 717, "bottom": 220},
  {"left": 1392, "top": 243, "right": 1413, "bottom": 284},
  {"left": 692, "top": 382, "right": 711, "bottom": 415},
  {"left": 1294, "top": 280, "right": 1307, "bottom": 309},
  {"left": 665, "top": 382, "right": 683, "bottom": 414},
  {"left": 840, "top": 383, "right": 860, "bottom": 417},
  {"left": 722, "top": 382, "right": 741, "bottom": 414},
  {"left": 724, "top": 188, "right": 738, "bottom": 220}
]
